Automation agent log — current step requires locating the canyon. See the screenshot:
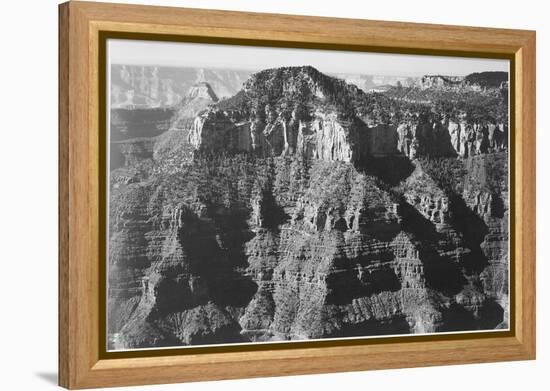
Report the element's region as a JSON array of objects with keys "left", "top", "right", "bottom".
[
  {"left": 110, "top": 65, "right": 251, "bottom": 107},
  {"left": 107, "top": 66, "right": 509, "bottom": 349}
]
